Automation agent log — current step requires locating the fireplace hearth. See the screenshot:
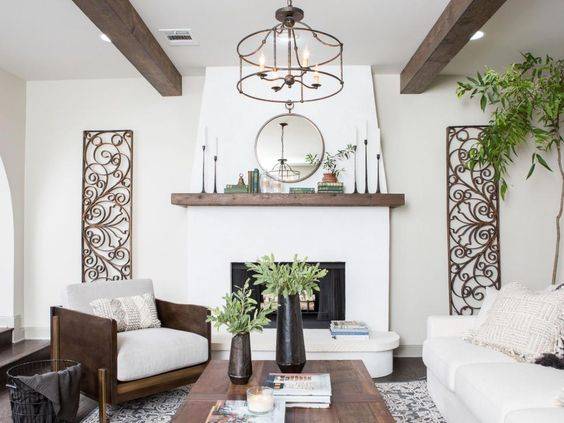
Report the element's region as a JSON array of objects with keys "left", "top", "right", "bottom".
[{"left": 231, "top": 262, "right": 345, "bottom": 328}]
